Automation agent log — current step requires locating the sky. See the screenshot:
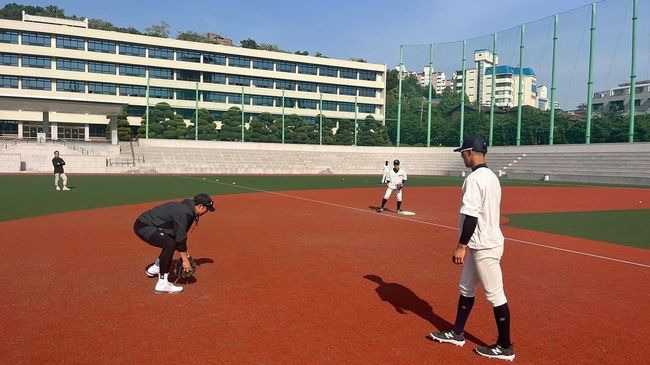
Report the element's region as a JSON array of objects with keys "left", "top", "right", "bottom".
[{"left": 4, "top": 0, "right": 649, "bottom": 109}]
